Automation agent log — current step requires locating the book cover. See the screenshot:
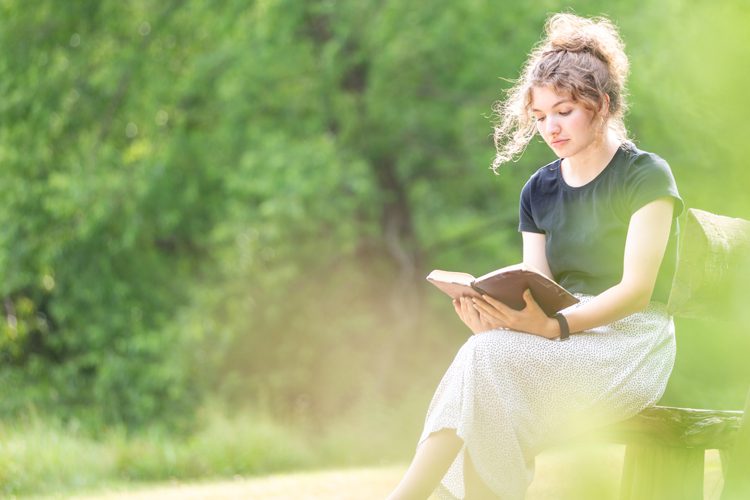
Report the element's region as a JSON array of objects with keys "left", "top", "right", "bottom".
[{"left": 426, "top": 263, "right": 579, "bottom": 316}]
